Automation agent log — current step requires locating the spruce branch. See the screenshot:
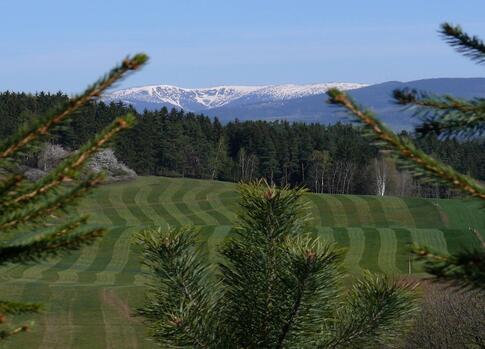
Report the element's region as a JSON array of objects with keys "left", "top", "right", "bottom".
[
  {"left": 440, "top": 22, "right": 485, "bottom": 64},
  {"left": 327, "top": 88, "right": 485, "bottom": 201},
  {"left": 0, "top": 53, "right": 147, "bottom": 160}
]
